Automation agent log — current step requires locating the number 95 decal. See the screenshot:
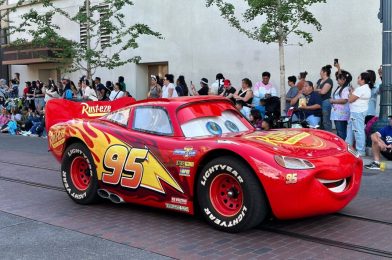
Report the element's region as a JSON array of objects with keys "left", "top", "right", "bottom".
[{"left": 101, "top": 144, "right": 183, "bottom": 194}]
